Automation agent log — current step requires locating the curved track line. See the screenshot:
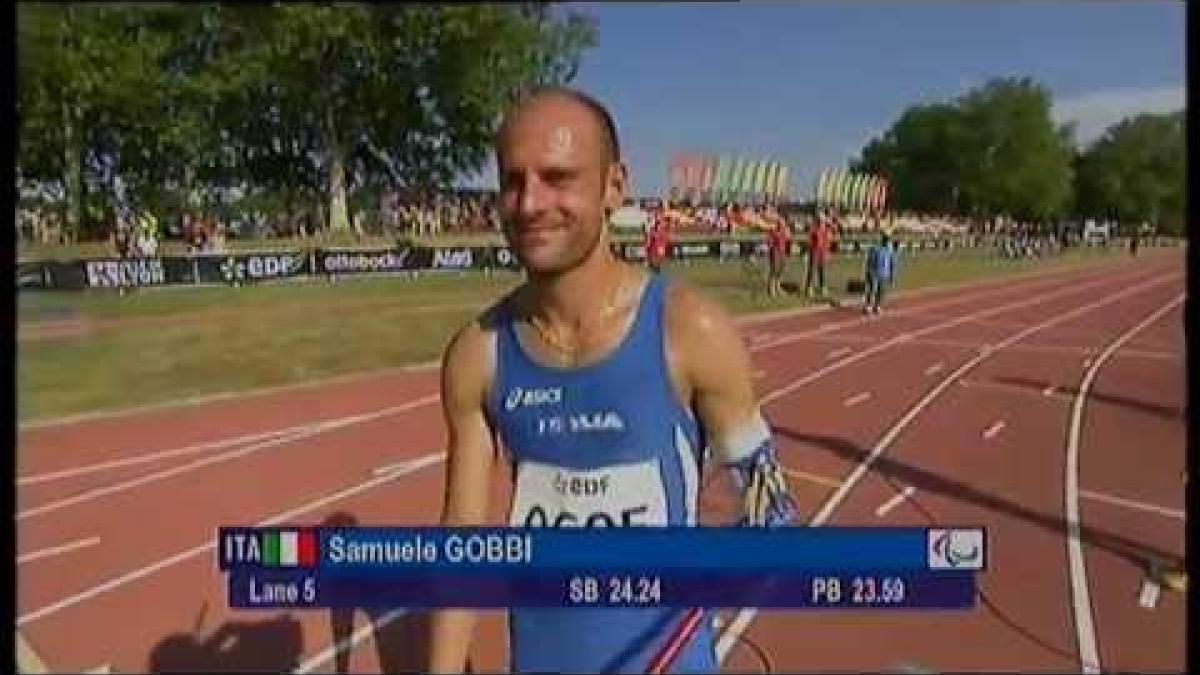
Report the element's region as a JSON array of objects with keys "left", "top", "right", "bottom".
[
  {"left": 715, "top": 272, "right": 1179, "bottom": 662},
  {"left": 1063, "top": 293, "right": 1184, "bottom": 675}
]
